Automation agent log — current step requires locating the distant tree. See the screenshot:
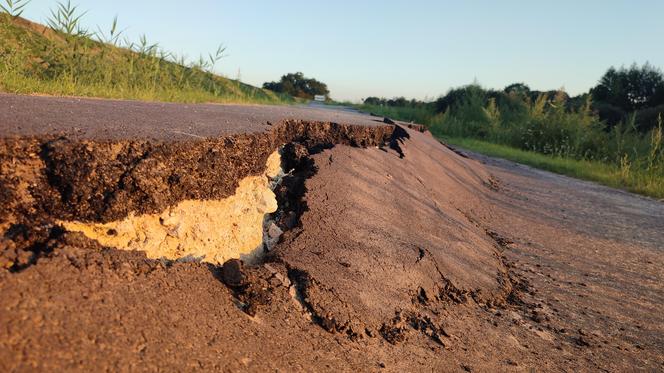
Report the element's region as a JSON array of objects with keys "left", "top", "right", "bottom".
[
  {"left": 262, "top": 72, "right": 329, "bottom": 99},
  {"left": 434, "top": 84, "right": 486, "bottom": 113},
  {"left": 591, "top": 63, "right": 664, "bottom": 129},
  {"left": 504, "top": 83, "right": 531, "bottom": 97},
  {"left": 363, "top": 96, "right": 428, "bottom": 108},
  {"left": 387, "top": 97, "right": 408, "bottom": 107},
  {"left": 567, "top": 92, "right": 592, "bottom": 112},
  {"left": 363, "top": 96, "right": 384, "bottom": 105}
]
